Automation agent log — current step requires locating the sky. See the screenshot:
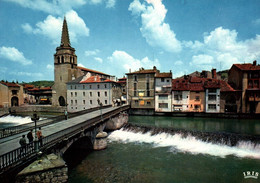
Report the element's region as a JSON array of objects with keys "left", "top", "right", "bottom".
[{"left": 0, "top": 0, "right": 260, "bottom": 82}]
